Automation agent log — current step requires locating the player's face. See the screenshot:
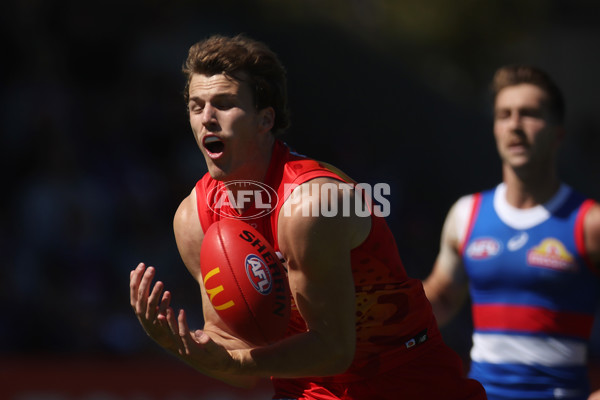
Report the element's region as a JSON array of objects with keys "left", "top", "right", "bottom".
[
  {"left": 188, "top": 73, "right": 274, "bottom": 181},
  {"left": 493, "top": 83, "right": 562, "bottom": 170}
]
